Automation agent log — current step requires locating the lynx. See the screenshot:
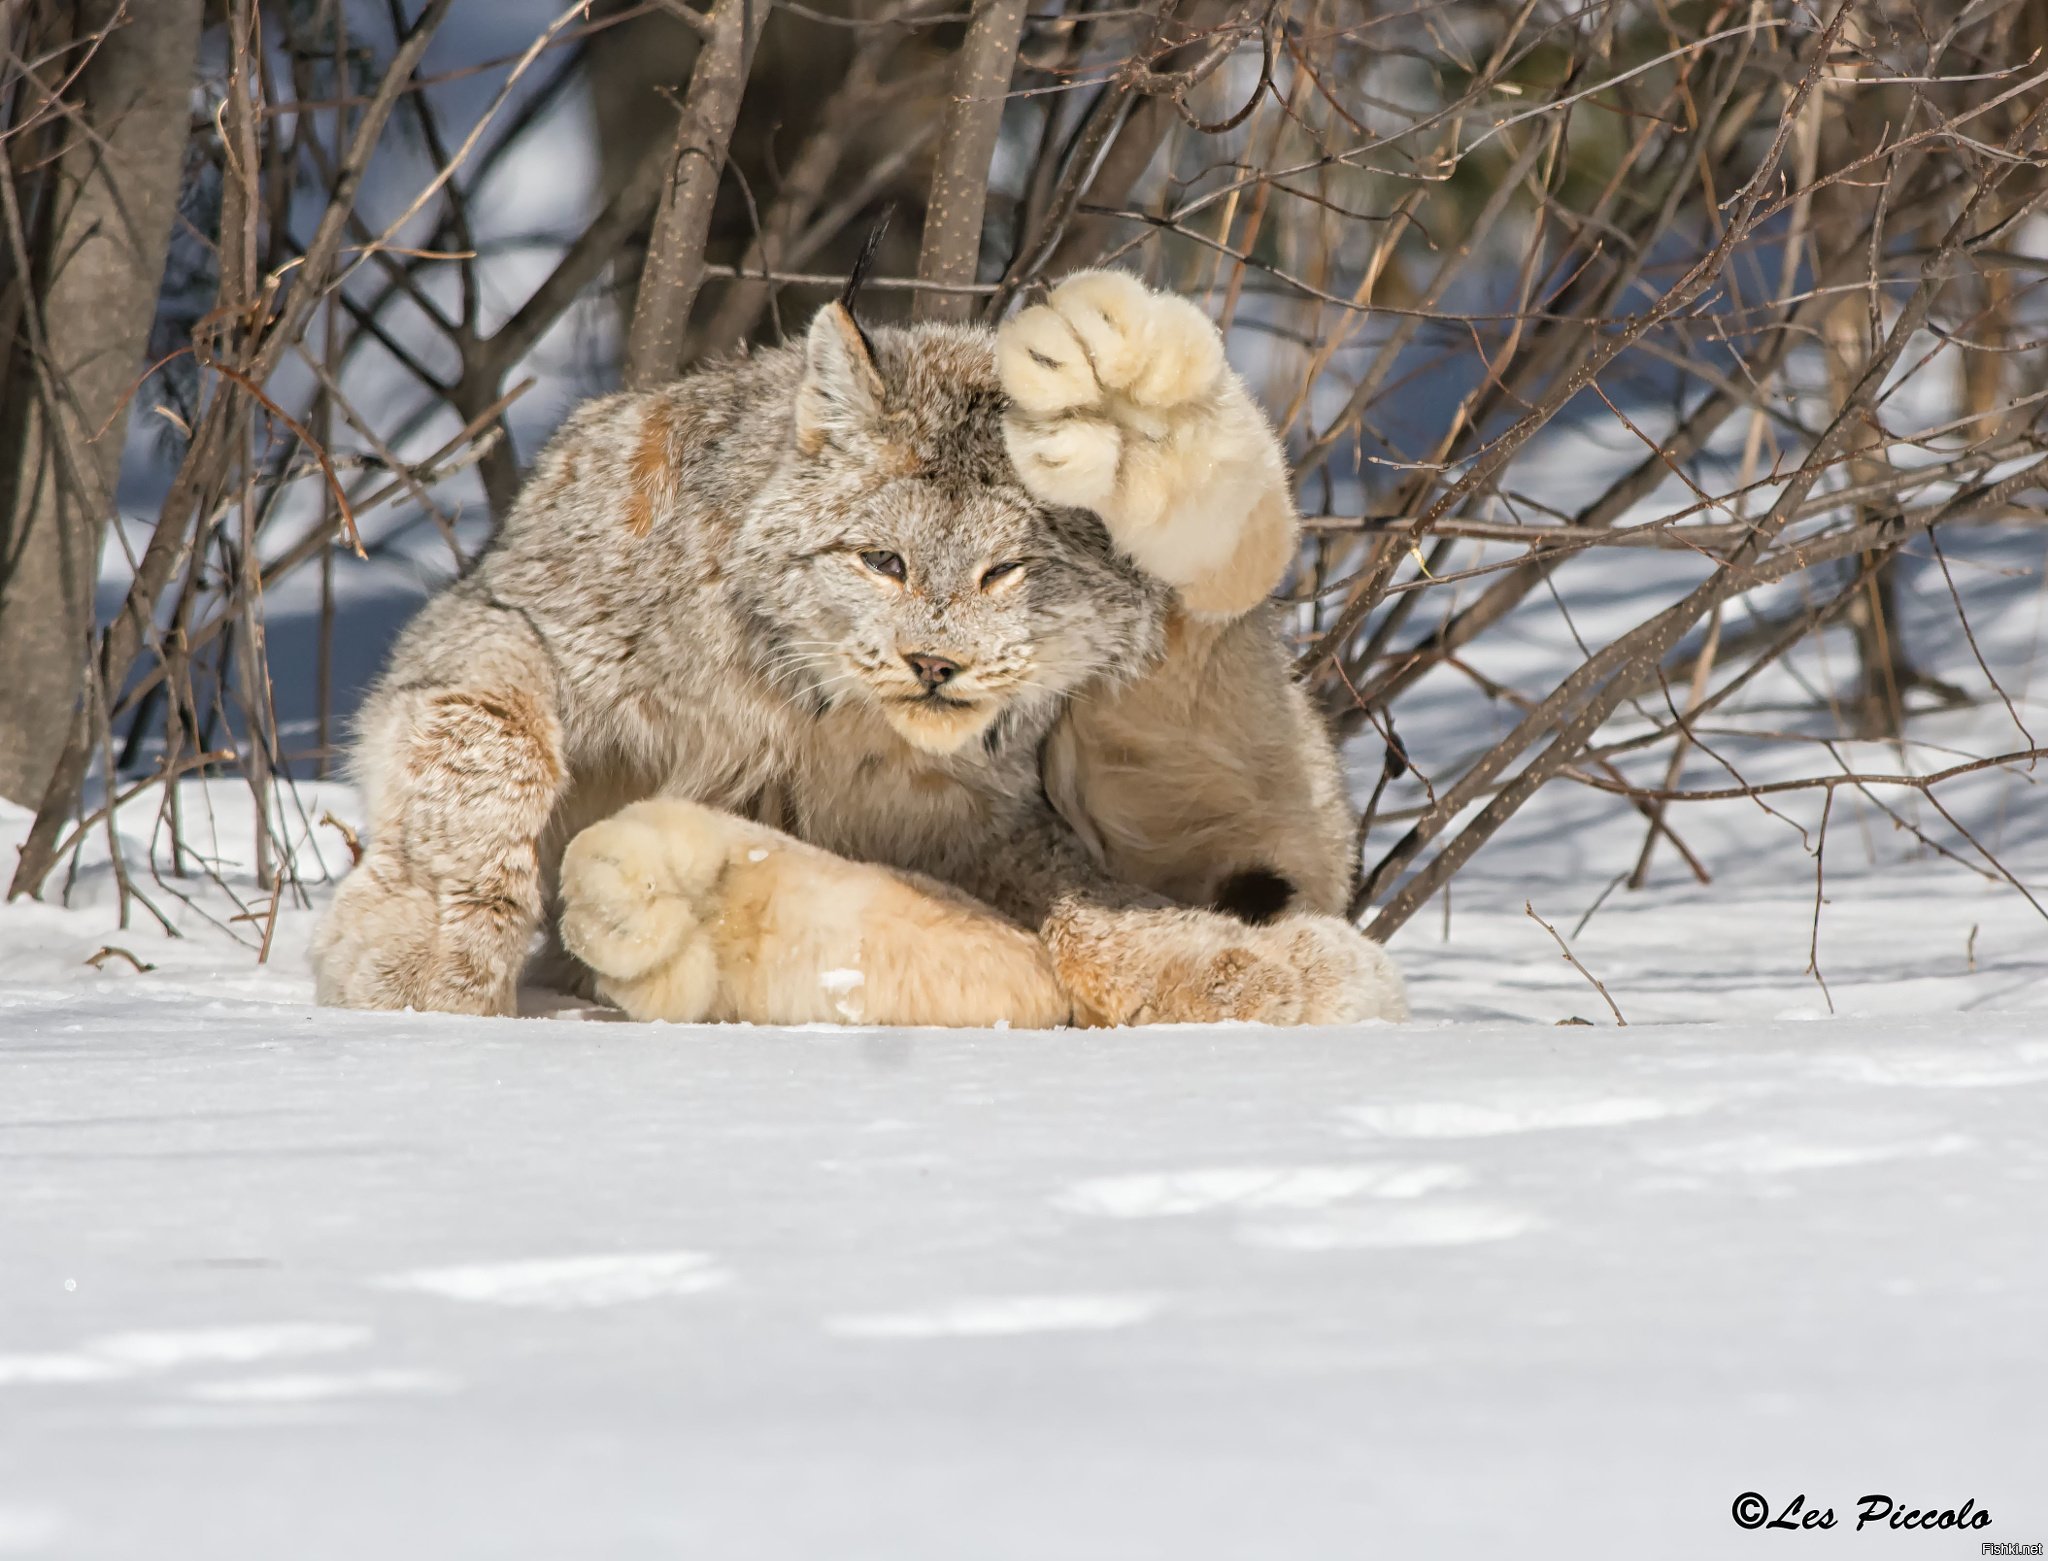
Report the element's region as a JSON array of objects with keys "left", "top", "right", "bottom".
[{"left": 310, "top": 270, "right": 1407, "bottom": 1027}]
